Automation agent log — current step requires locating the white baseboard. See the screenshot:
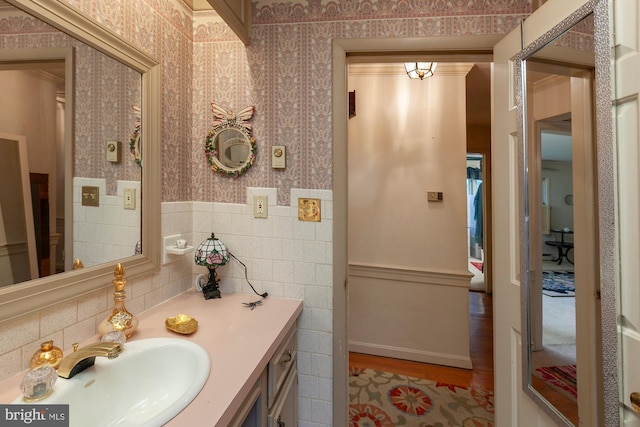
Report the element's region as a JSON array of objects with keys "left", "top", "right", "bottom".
[{"left": 349, "top": 340, "right": 473, "bottom": 369}]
